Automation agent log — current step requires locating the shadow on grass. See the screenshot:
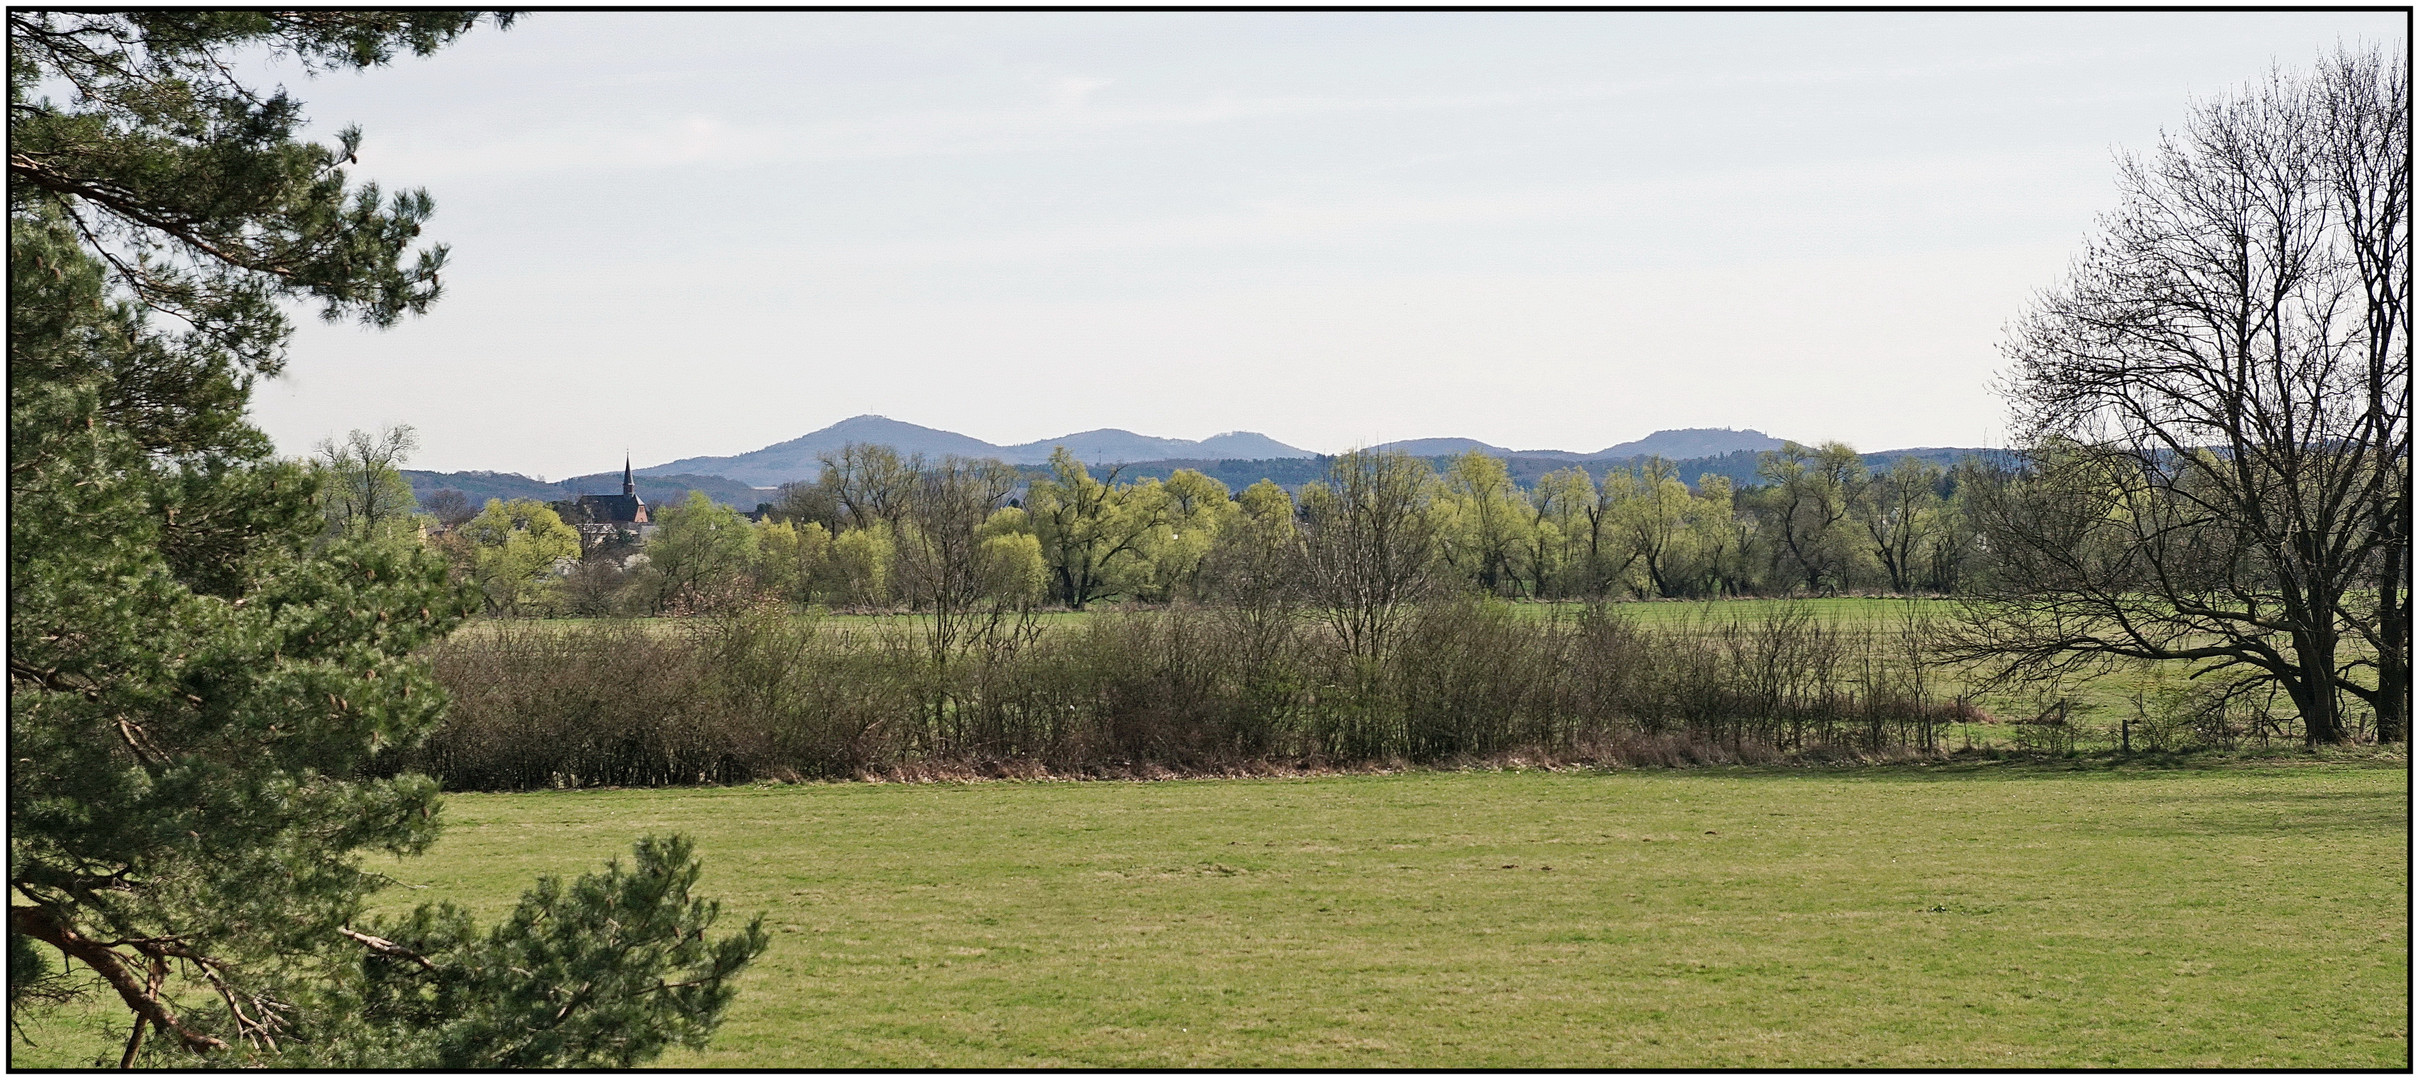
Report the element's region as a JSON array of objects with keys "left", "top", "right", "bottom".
[{"left": 1598, "top": 744, "right": 2409, "bottom": 784}]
